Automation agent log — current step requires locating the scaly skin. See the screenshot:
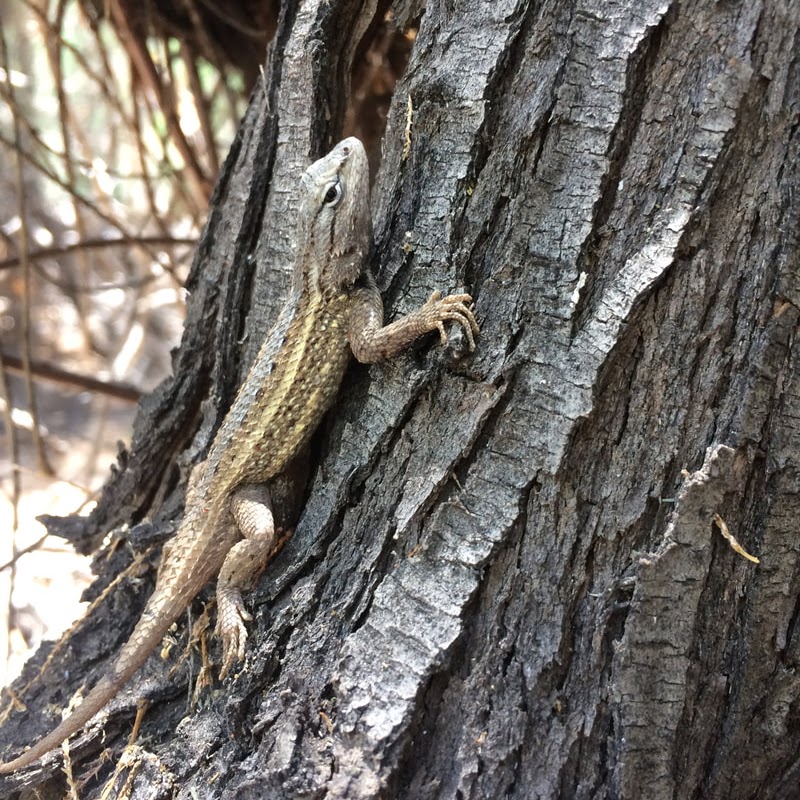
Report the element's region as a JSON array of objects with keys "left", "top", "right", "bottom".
[{"left": 0, "top": 137, "right": 478, "bottom": 773}]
